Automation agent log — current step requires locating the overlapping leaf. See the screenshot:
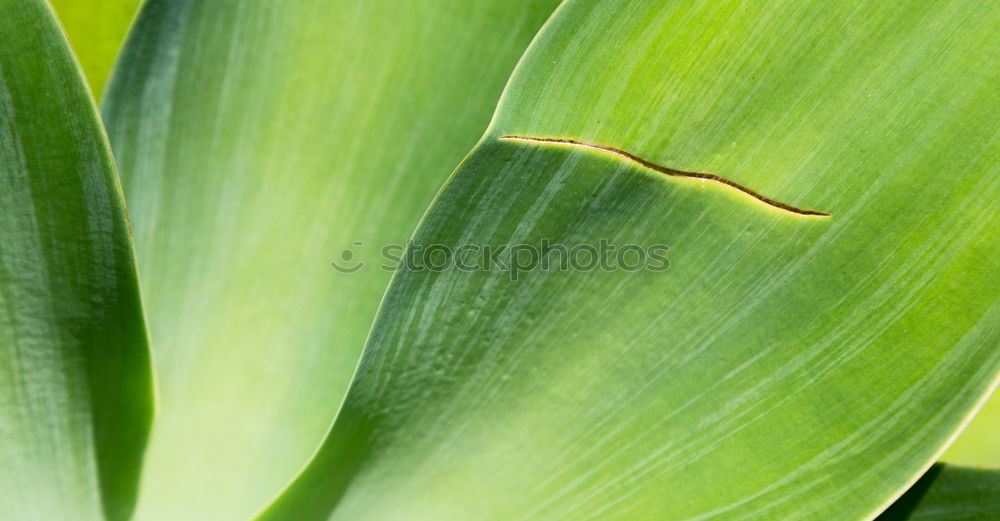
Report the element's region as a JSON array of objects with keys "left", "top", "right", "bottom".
[
  {"left": 101, "top": 1, "right": 561, "bottom": 519},
  {"left": 877, "top": 466, "right": 1000, "bottom": 521},
  {"left": 259, "top": 1, "right": 1000, "bottom": 520},
  {"left": 0, "top": 1, "right": 152, "bottom": 520},
  {"left": 3, "top": 1, "right": 993, "bottom": 520}
]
